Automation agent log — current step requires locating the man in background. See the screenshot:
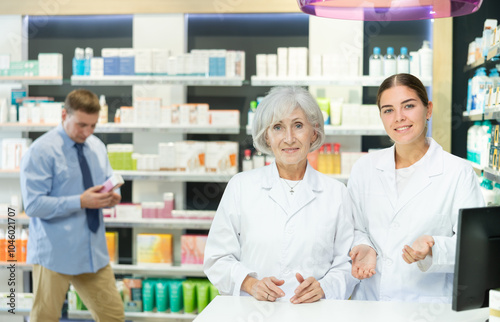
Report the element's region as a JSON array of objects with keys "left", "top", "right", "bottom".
[{"left": 20, "top": 89, "right": 124, "bottom": 321}]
